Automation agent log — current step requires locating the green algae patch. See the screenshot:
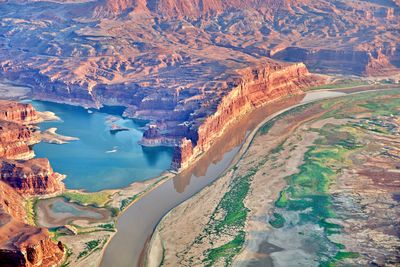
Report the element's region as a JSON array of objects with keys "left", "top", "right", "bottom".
[
  {"left": 270, "top": 120, "right": 365, "bottom": 264},
  {"left": 77, "top": 239, "right": 107, "bottom": 260},
  {"left": 269, "top": 213, "right": 285, "bottom": 228},
  {"left": 62, "top": 191, "right": 113, "bottom": 207},
  {"left": 275, "top": 190, "right": 289, "bottom": 208},
  {"left": 334, "top": 251, "right": 360, "bottom": 260}
]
